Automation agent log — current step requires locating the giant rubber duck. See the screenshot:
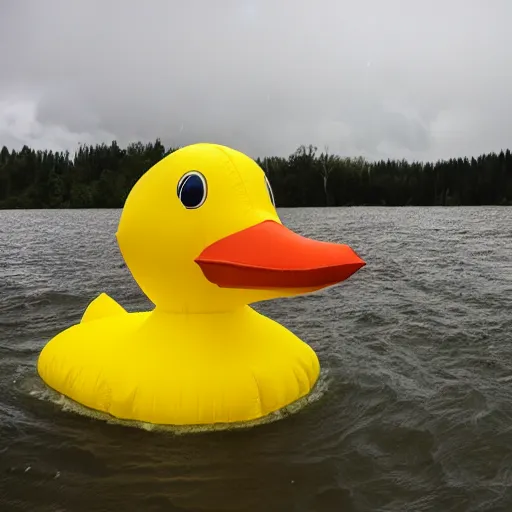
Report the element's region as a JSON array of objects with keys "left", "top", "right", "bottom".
[{"left": 37, "top": 143, "right": 365, "bottom": 426}]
